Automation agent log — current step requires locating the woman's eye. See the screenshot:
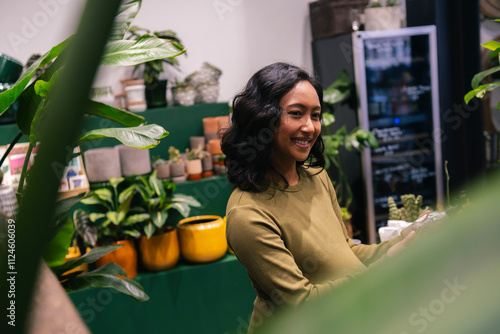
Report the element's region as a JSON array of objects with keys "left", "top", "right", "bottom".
[
  {"left": 289, "top": 111, "right": 301, "bottom": 116},
  {"left": 312, "top": 113, "right": 321, "bottom": 119}
]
